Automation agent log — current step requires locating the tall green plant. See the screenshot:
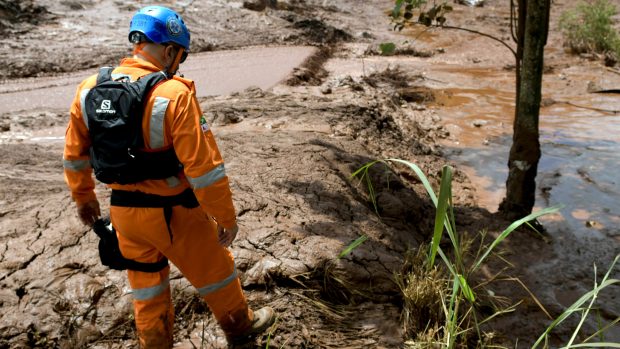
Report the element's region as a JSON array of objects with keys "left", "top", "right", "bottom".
[{"left": 353, "top": 159, "right": 563, "bottom": 348}]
